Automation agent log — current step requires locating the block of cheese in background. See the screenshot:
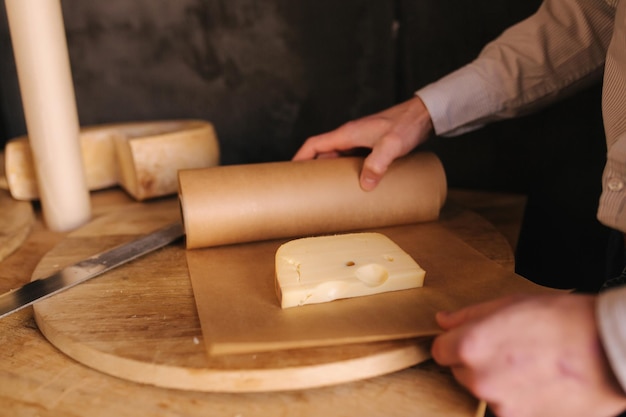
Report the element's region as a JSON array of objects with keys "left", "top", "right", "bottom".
[
  {"left": 275, "top": 232, "right": 426, "bottom": 308},
  {"left": 114, "top": 121, "right": 219, "bottom": 200},
  {"left": 2, "top": 120, "right": 219, "bottom": 201},
  {"left": 4, "top": 130, "right": 116, "bottom": 200}
]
